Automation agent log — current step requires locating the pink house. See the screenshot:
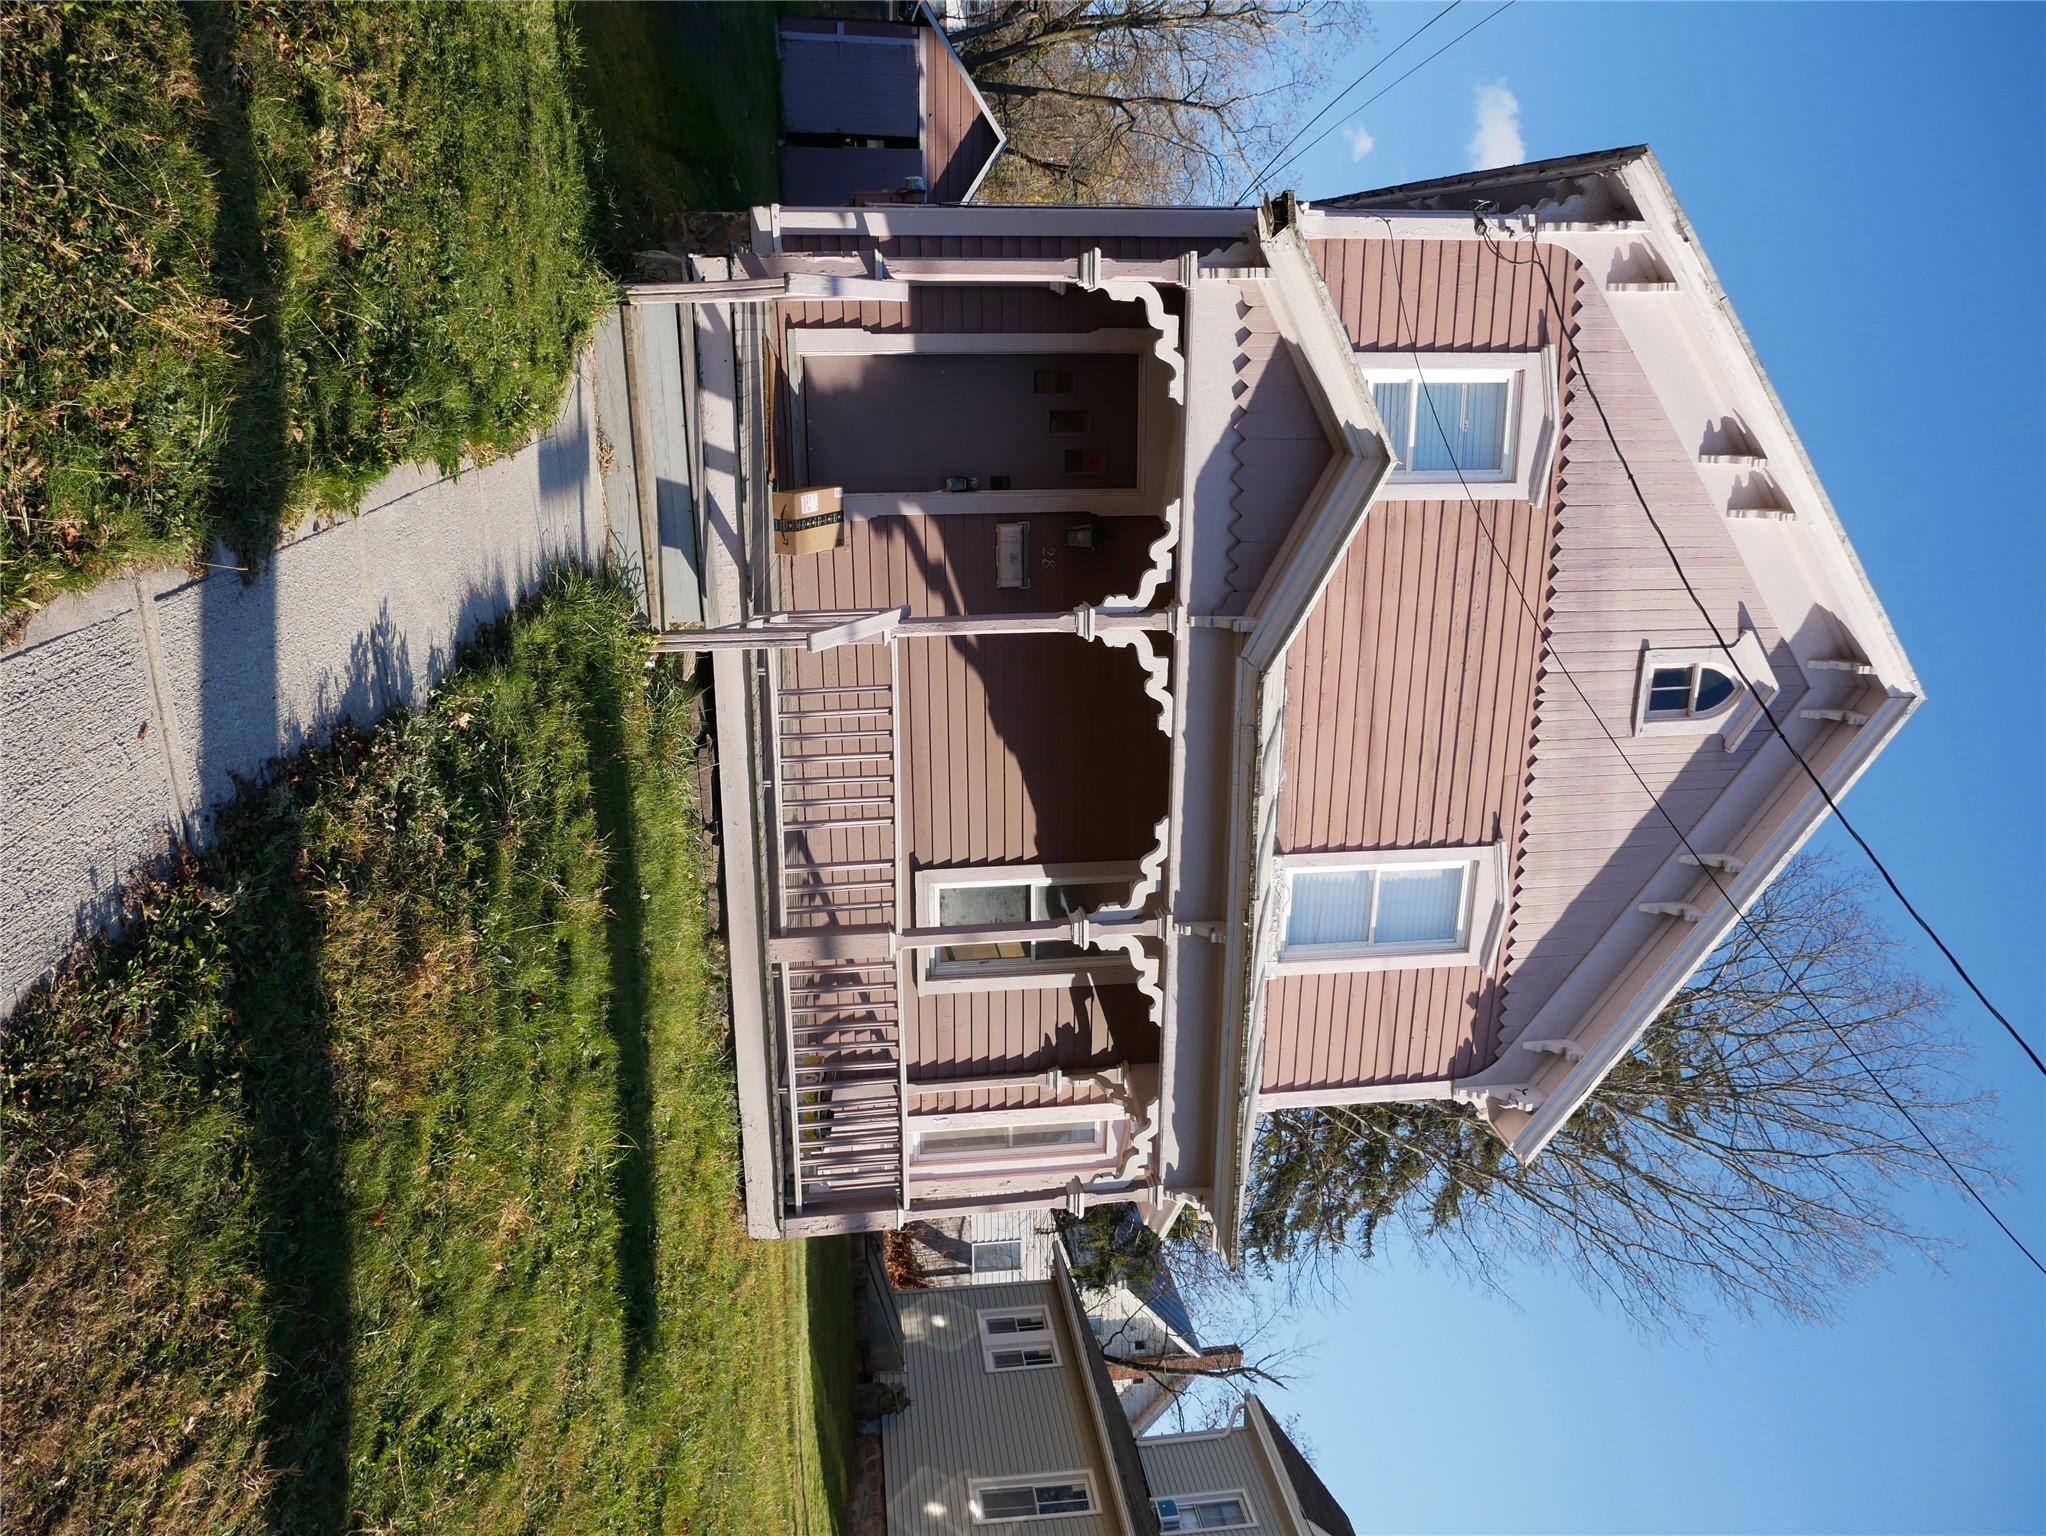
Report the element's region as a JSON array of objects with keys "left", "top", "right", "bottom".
[{"left": 650, "top": 145, "right": 1918, "bottom": 1249}]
